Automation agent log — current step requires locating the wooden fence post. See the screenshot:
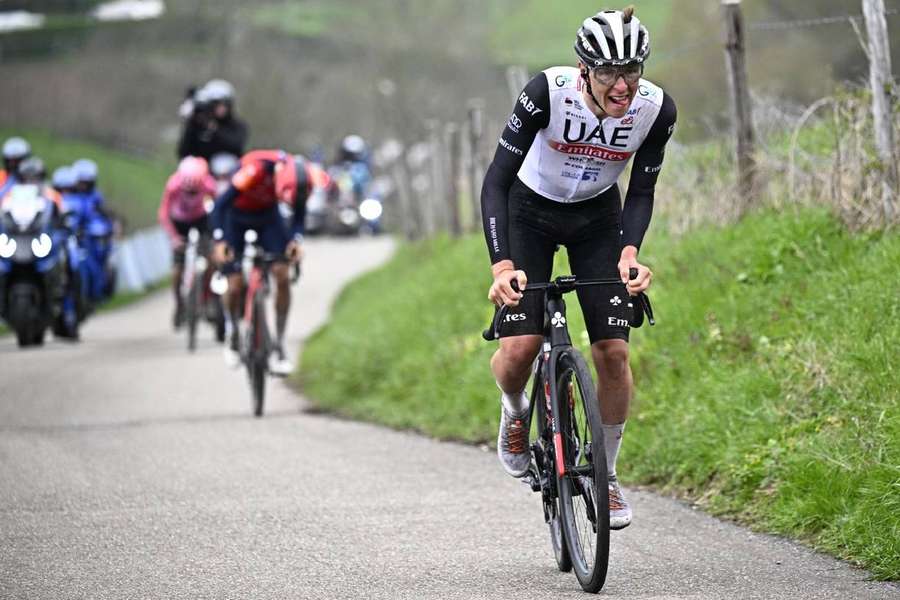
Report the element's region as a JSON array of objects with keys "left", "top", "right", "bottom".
[
  {"left": 721, "top": 0, "right": 757, "bottom": 209},
  {"left": 862, "top": 0, "right": 897, "bottom": 222},
  {"left": 445, "top": 122, "right": 462, "bottom": 237},
  {"left": 467, "top": 99, "right": 486, "bottom": 231}
]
